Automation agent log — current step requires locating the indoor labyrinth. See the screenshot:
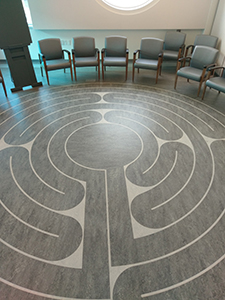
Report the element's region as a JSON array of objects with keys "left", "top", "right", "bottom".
[{"left": 1, "top": 83, "right": 225, "bottom": 300}]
